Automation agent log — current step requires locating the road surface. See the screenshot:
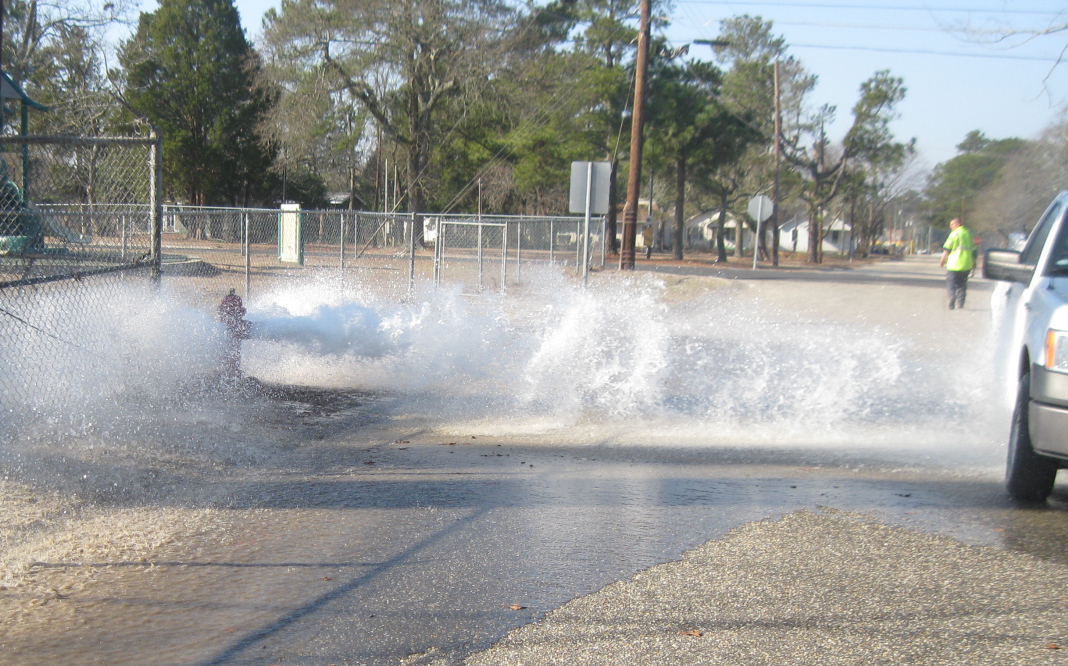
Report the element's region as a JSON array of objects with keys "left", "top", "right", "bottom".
[{"left": 2, "top": 255, "right": 1066, "bottom": 666}]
